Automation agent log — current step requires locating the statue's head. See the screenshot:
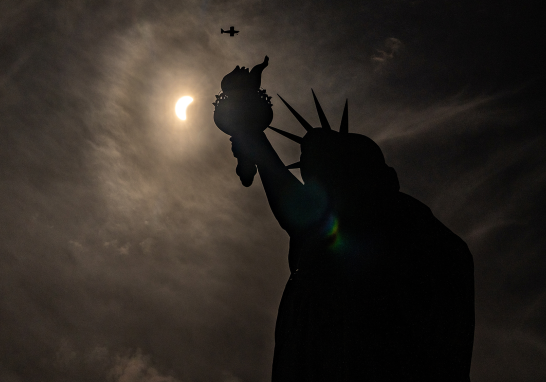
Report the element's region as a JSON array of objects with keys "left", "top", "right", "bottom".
[{"left": 270, "top": 92, "right": 399, "bottom": 198}]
